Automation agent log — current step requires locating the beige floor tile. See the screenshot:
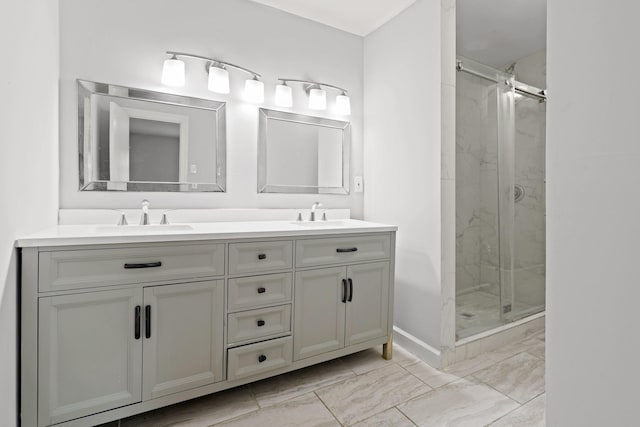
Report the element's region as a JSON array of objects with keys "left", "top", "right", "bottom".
[
  {"left": 443, "top": 353, "right": 495, "bottom": 378},
  {"left": 404, "top": 360, "right": 460, "bottom": 389},
  {"left": 490, "top": 394, "right": 546, "bottom": 427},
  {"left": 525, "top": 339, "right": 545, "bottom": 360},
  {"left": 250, "top": 358, "right": 355, "bottom": 407},
  {"left": 213, "top": 393, "right": 338, "bottom": 427},
  {"left": 397, "top": 377, "right": 519, "bottom": 427},
  {"left": 316, "top": 363, "right": 431, "bottom": 426},
  {"left": 392, "top": 345, "right": 423, "bottom": 367},
  {"left": 340, "top": 347, "right": 395, "bottom": 375},
  {"left": 473, "top": 352, "right": 545, "bottom": 404},
  {"left": 352, "top": 407, "right": 415, "bottom": 427},
  {"left": 120, "top": 386, "right": 258, "bottom": 427}
]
